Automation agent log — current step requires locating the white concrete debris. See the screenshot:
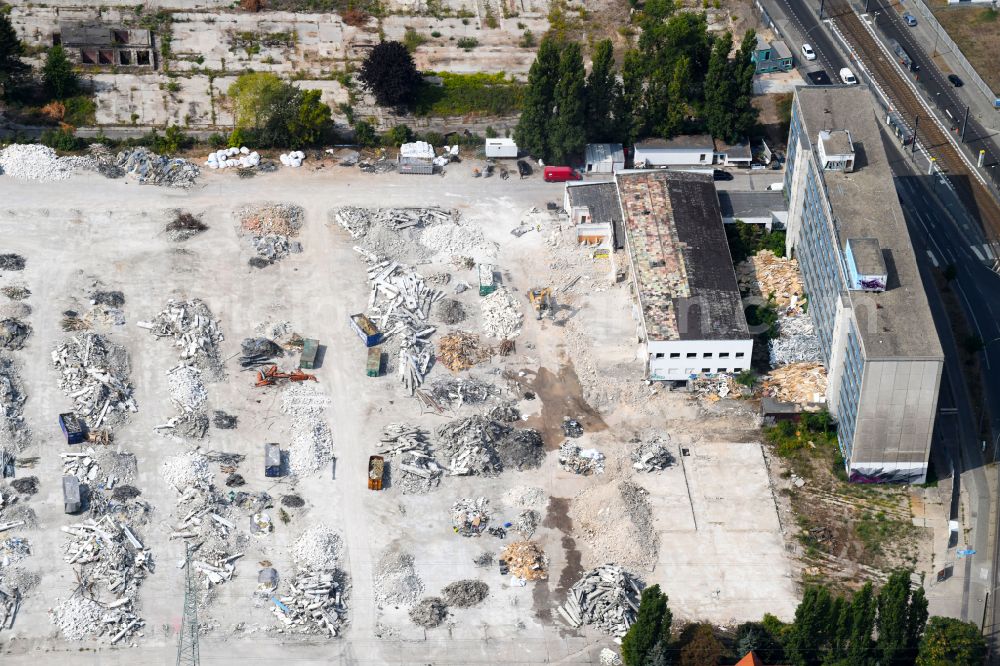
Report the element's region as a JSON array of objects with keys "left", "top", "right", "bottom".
[
  {"left": 205, "top": 146, "right": 260, "bottom": 169},
  {"left": 558, "top": 442, "right": 605, "bottom": 475},
  {"left": 279, "top": 150, "right": 306, "bottom": 168},
  {"left": 373, "top": 549, "right": 424, "bottom": 608},
  {"left": 161, "top": 451, "right": 212, "bottom": 491},
  {"left": 480, "top": 288, "right": 523, "bottom": 339},
  {"left": 271, "top": 567, "right": 349, "bottom": 636},
  {"left": 769, "top": 314, "right": 822, "bottom": 366},
  {"left": 451, "top": 497, "right": 491, "bottom": 537},
  {"left": 599, "top": 648, "right": 624, "bottom": 666},
  {"left": 0, "top": 535, "right": 30, "bottom": 567},
  {"left": 51, "top": 333, "right": 137, "bottom": 429},
  {"left": 167, "top": 365, "right": 208, "bottom": 411},
  {"left": 502, "top": 486, "right": 547, "bottom": 510},
  {"left": 334, "top": 207, "right": 455, "bottom": 239},
  {"left": 291, "top": 525, "right": 342, "bottom": 571},
  {"left": 142, "top": 299, "right": 224, "bottom": 369},
  {"left": 115, "top": 147, "right": 200, "bottom": 187},
  {"left": 281, "top": 384, "right": 333, "bottom": 476},
  {"left": 558, "top": 565, "right": 643, "bottom": 638},
  {"left": 419, "top": 223, "right": 496, "bottom": 261},
  {"left": 0, "top": 144, "right": 74, "bottom": 181}
]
